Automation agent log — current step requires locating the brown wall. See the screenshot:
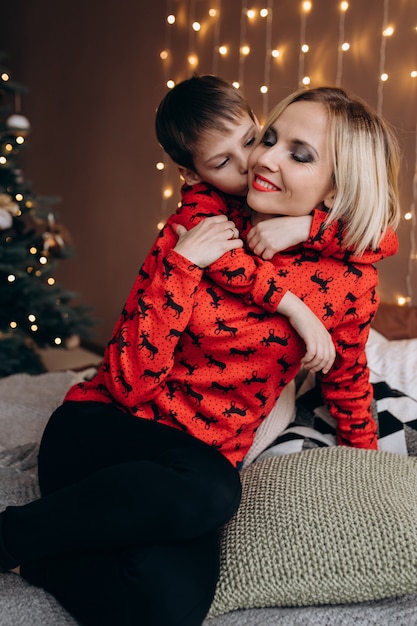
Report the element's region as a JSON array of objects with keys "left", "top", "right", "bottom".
[{"left": 2, "top": 0, "right": 416, "bottom": 347}]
